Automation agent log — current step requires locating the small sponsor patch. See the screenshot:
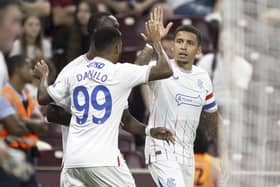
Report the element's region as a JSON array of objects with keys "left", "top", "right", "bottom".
[
  {"left": 155, "top": 150, "right": 162, "bottom": 155},
  {"left": 87, "top": 61, "right": 105, "bottom": 69},
  {"left": 175, "top": 94, "right": 202, "bottom": 107},
  {"left": 167, "top": 177, "right": 176, "bottom": 187}
]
